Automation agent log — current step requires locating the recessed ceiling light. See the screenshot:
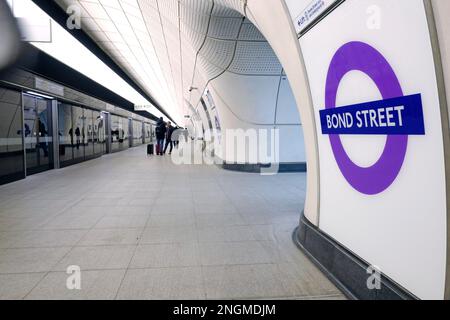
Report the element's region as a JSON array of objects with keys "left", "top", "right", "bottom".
[{"left": 25, "top": 91, "right": 55, "bottom": 99}]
